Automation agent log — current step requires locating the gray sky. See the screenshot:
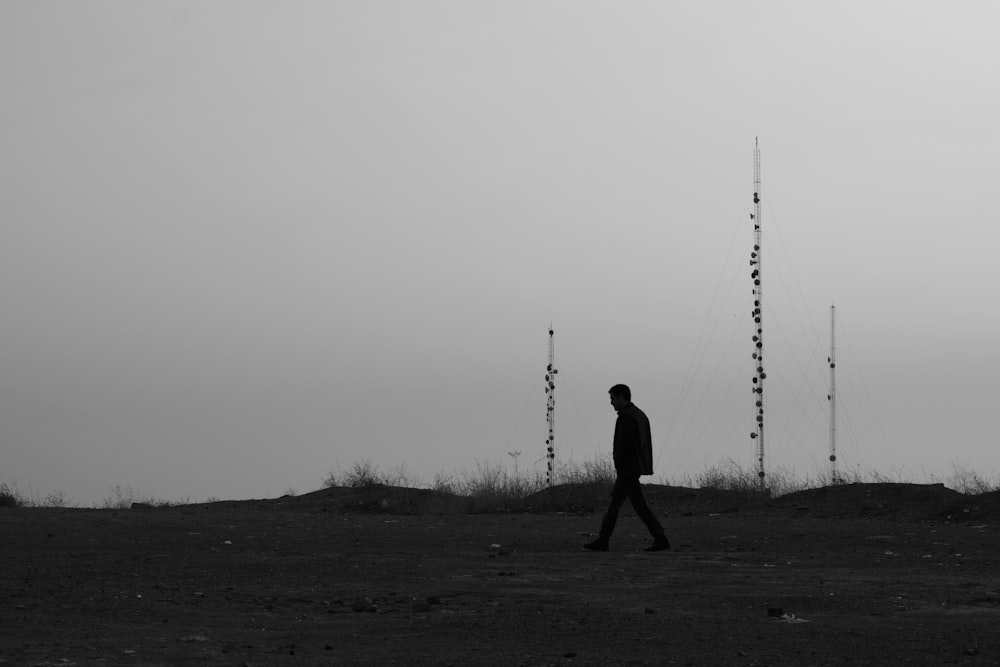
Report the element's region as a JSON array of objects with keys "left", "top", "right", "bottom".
[{"left": 3, "top": 1, "right": 998, "bottom": 506}]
